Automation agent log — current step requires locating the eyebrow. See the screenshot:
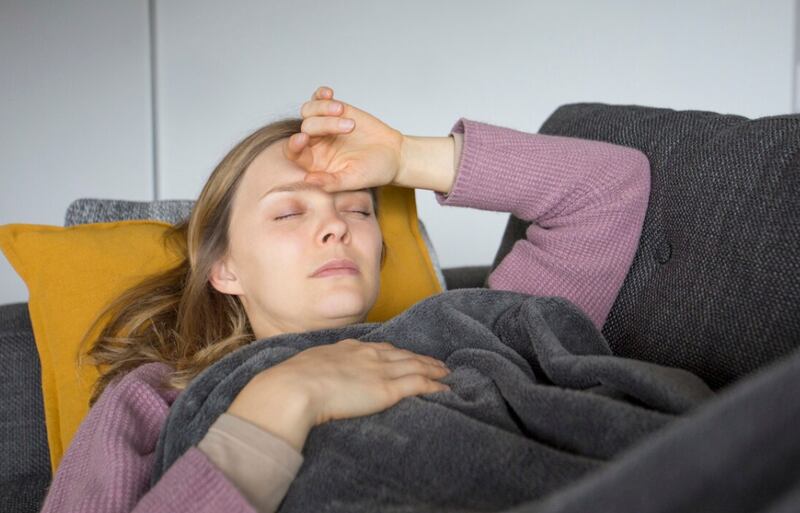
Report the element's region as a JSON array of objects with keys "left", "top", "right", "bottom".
[{"left": 260, "top": 180, "right": 370, "bottom": 199}]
